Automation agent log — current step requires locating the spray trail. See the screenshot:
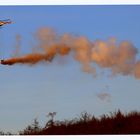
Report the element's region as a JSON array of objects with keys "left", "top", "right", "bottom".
[
  {"left": 1, "top": 27, "right": 140, "bottom": 79},
  {"left": 1, "top": 44, "right": 70, "bottom": 65}
]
